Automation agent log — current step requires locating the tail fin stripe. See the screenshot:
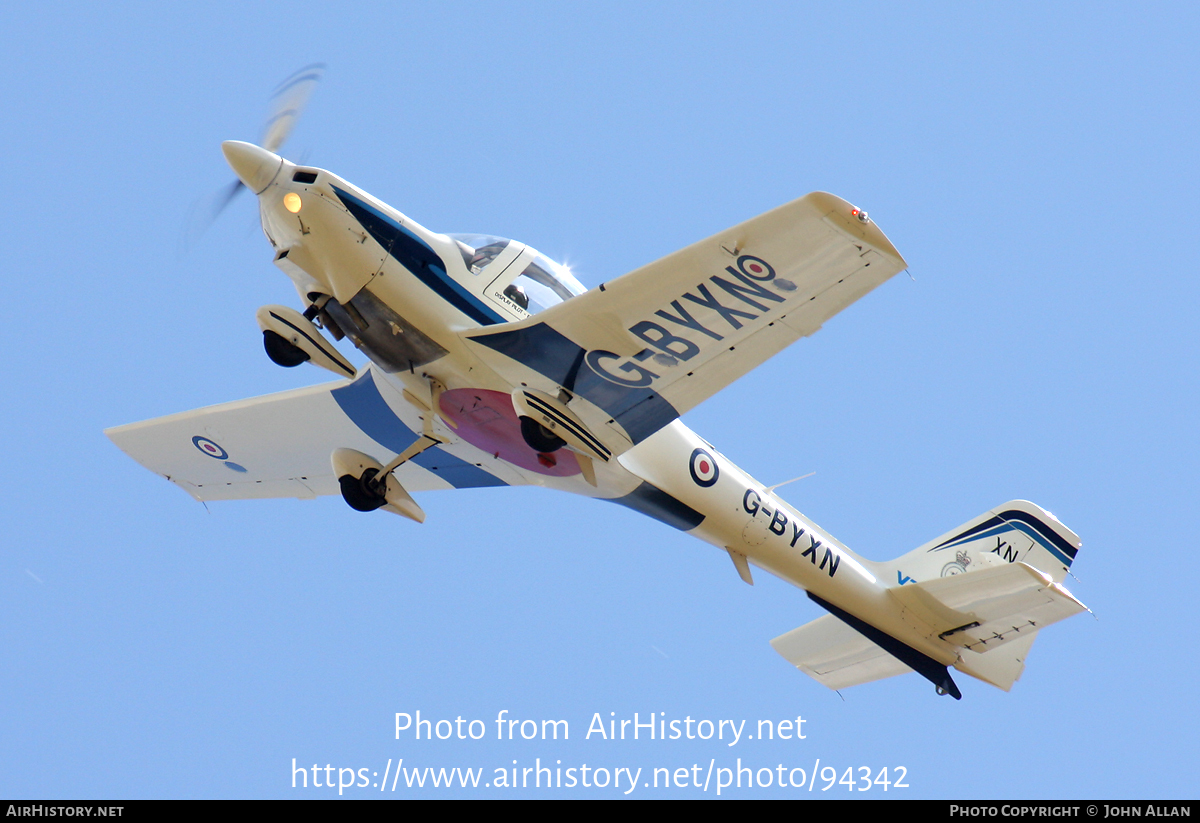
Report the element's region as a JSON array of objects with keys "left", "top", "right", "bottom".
[
  {"left": 996, "top": 510, "right": 1078, "bottom": 561},
  {"left": 929, "top": 520, "right": 1010, "bottom": 553},
  {"left": 929, "top": 511, "right": 1077, "bottom": 566}
]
